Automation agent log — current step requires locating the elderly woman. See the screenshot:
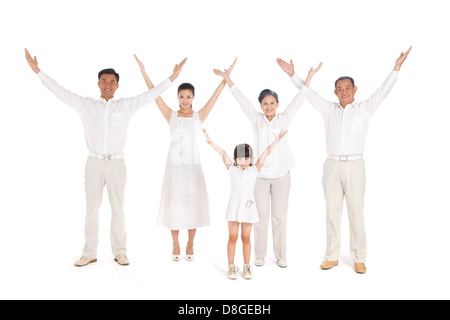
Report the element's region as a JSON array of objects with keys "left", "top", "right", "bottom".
[{"left": 214, "top": 59, "right": 319, "bottom": 268}]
